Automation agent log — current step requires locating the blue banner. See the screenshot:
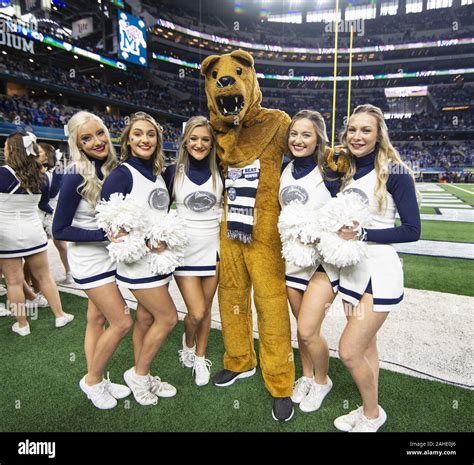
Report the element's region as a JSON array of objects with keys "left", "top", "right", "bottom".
[{"left": 118, "top": 11, "right": 147, "bottom": 67}]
